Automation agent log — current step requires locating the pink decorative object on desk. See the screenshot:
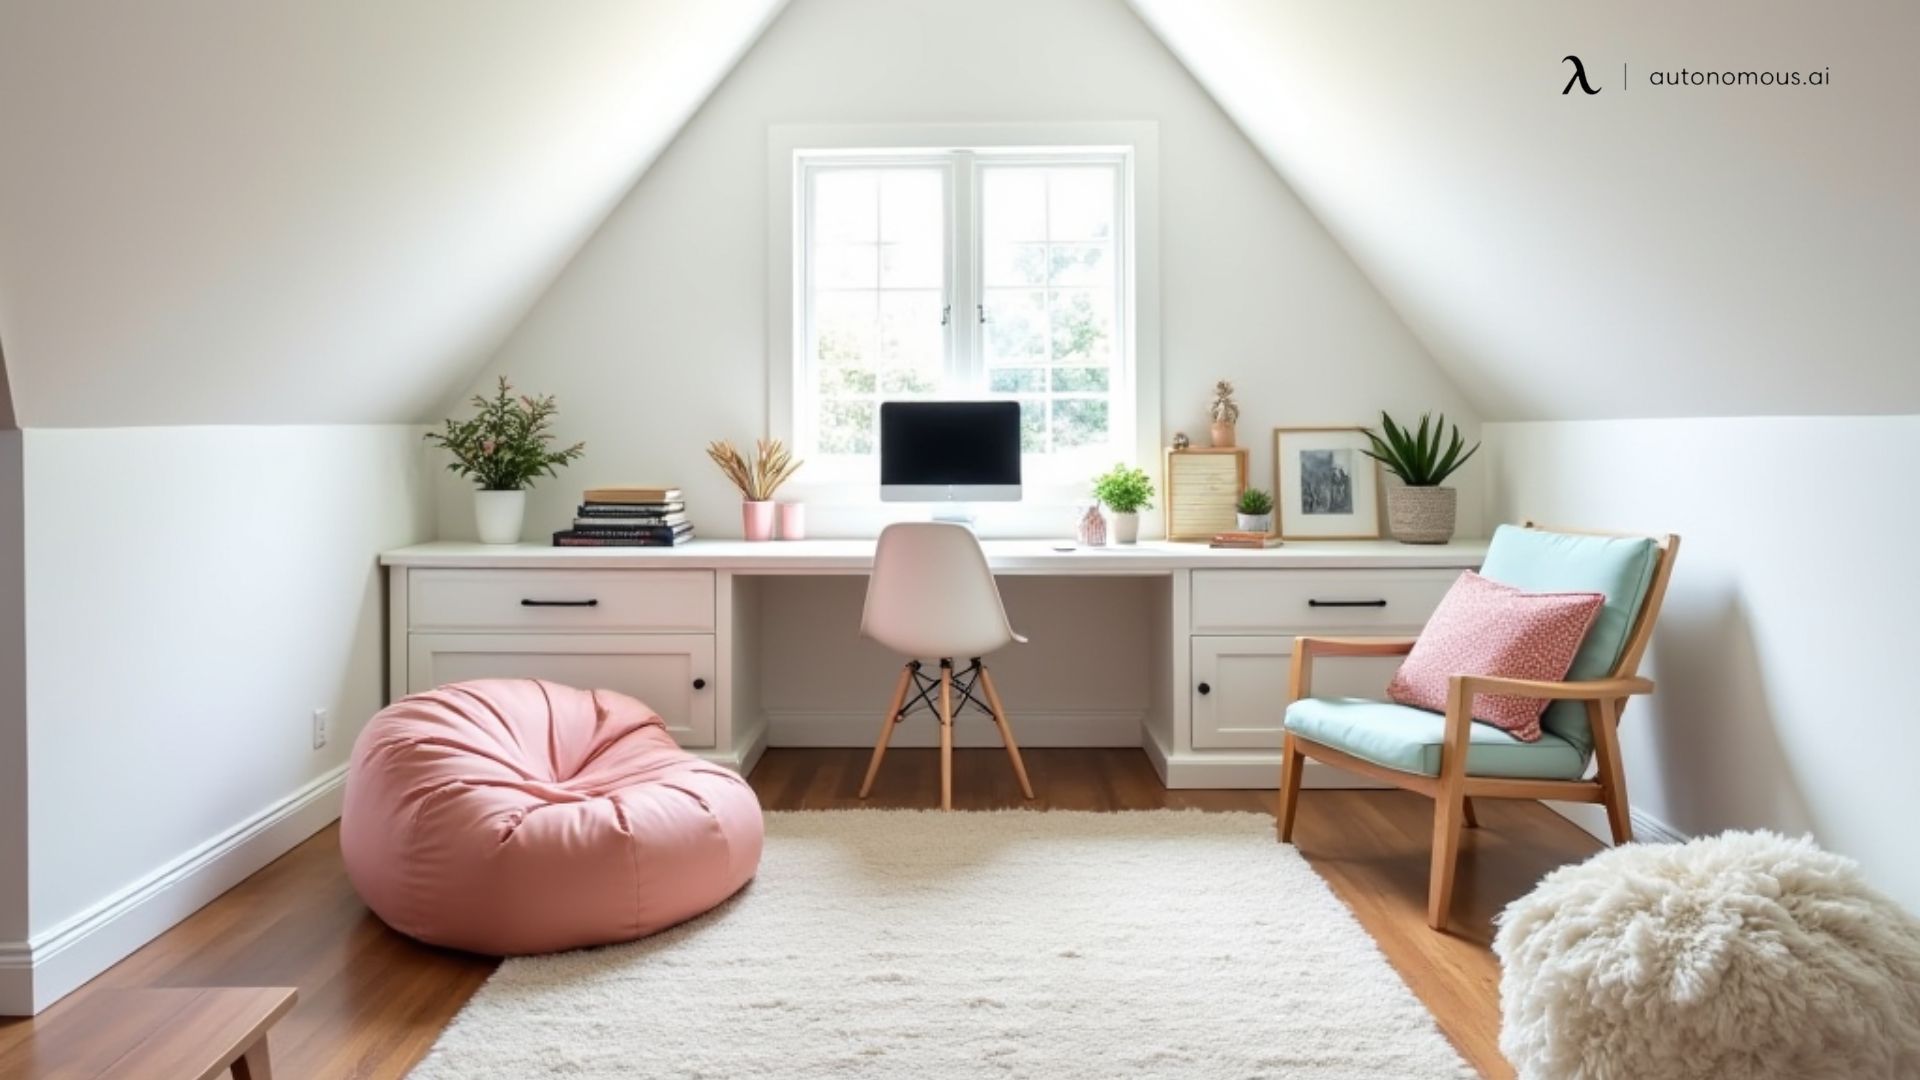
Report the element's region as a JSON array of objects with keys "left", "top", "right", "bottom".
[
  {"left": 778, "top": 501, "right": 806, "bottom": 540},
  {"left": 742, "top": 500, "right": 775, "bottom": 541}
]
